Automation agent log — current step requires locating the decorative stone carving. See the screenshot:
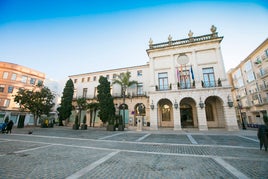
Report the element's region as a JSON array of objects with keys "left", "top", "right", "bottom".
[
  {"left": 188, "top": 30, "right": 193, "bottom": 38},
  {"left": 149, "top": 38, "right": 153, "bottom": 48},
  {"left": 210, "top": 25, "right": 217, "bottom": 33}
]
